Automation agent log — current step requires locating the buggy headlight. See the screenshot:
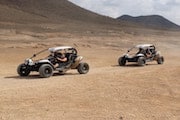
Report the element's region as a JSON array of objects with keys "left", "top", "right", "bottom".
[
  {"left": 25, "top": 59, "right": 34, "bottom": 65},
  {"left": 124, "top": 54, "right": 129, "bottom": 57},
  {"left": 24, "top": 59, "right": 29, "bottom": 65}
]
